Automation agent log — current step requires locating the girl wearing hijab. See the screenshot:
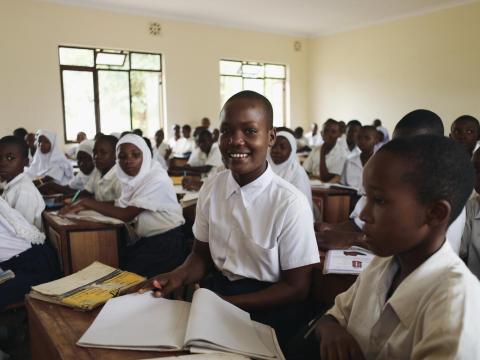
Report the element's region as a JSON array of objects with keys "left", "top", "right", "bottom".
[
  {"left": 0, "top": 197, "right": 59, "bottom": 310},
  {"left": 61, "top": 134, "right": 186, "bottom": 277},
  {"left": 25, "top": 129, "right": 73, "bottom": 186},
  {"left": 268, "top": 131, "right": 312, "bottom": 209}
]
